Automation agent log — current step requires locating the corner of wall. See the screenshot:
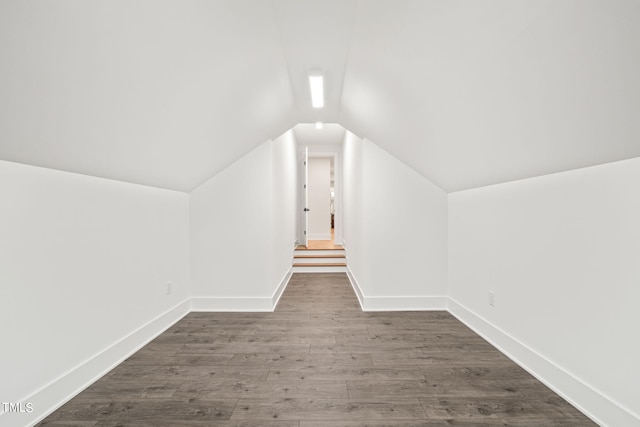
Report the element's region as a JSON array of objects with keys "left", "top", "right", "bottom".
[
  {"left": 4, "top": 299, "right": 191, "bottom": 427},
  {"left": 447, "top": 297, "right": 638, "bottom": 427},
  {"left": 345, "top": 246, "right": 447, "bottom": 312},
  {"left": 271, "top": 266, "right": 293, "bottom": 310}
]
